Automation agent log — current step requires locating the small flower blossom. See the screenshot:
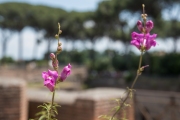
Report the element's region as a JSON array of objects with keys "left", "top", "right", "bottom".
[
  {"left": 131, "top": 32, "right": 157, "bottom": 51},
  {"left": 42, "top": 70, "right": 58, "bottom": 92},
  {"left": 59, "top": 63, "right": 71, "bottom": 82}
]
